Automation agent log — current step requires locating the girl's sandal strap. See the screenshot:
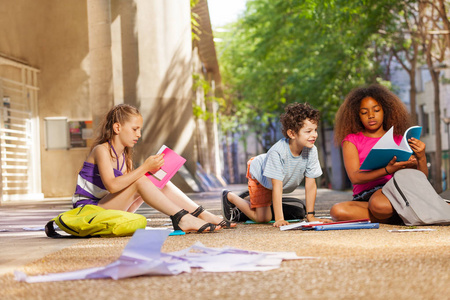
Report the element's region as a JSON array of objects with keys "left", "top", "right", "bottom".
[
  {"left": 191, "top": 206, "right": 205, "bottom": 217},
  {"left": 170, "top": 209, "right": 189, "bottom": 231},
  {"left": 197, "top": 223, "right": 217, "bottom": 233},
  {"left": 218, "top": 220, "right": 236, "bottom": 229}
]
